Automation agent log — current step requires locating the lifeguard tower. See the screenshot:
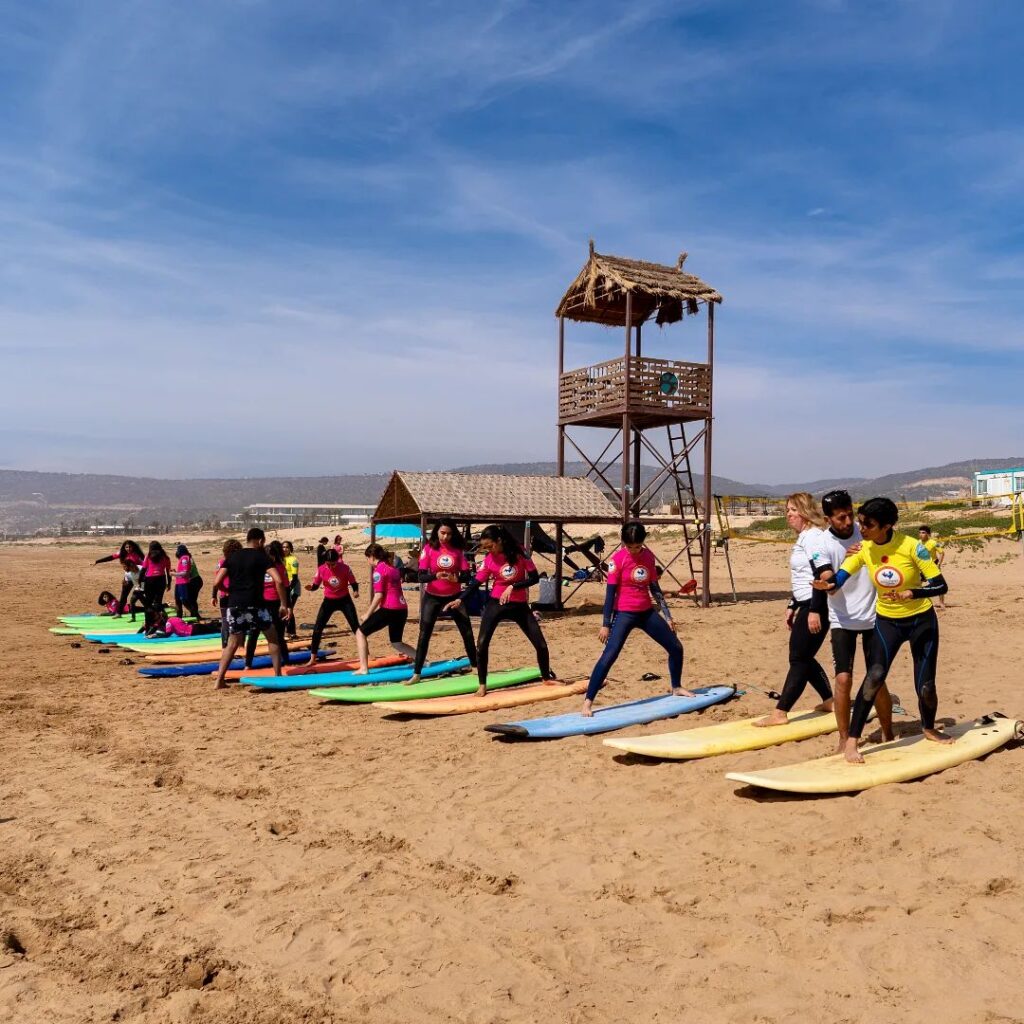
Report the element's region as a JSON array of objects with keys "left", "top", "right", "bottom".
[{"left": 554, "top": 242, "right": 722, "bottom": 607}]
